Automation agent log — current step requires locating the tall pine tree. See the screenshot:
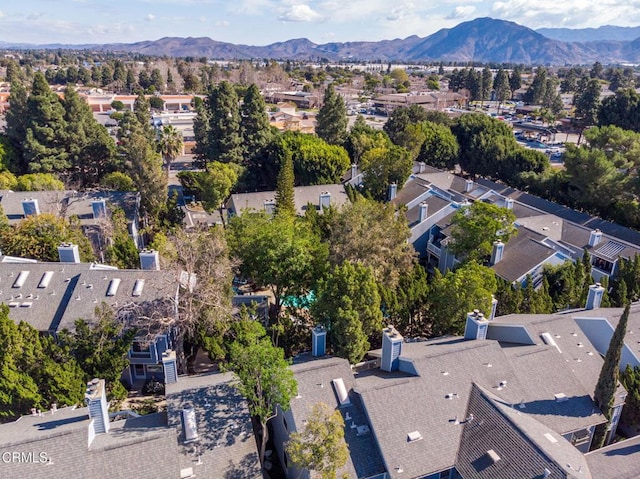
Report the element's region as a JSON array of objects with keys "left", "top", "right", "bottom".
[
  {"left": 592, "top": 303, "right": 630, "bottom": 449},
  {"left": 240, "top": 83, "right": 272, "bottom": 160},
  {"left": 275, "top": 149, "right": 295, "bottom": 217},
  {"left": 207, "top": 81, "right": 243, "bottom": 164},
  {"left": 315, "top": 84, "right": 348, "bottom": 146},
  {"left": 4, "top": 80, "right": 29, "bottom": 173}
]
